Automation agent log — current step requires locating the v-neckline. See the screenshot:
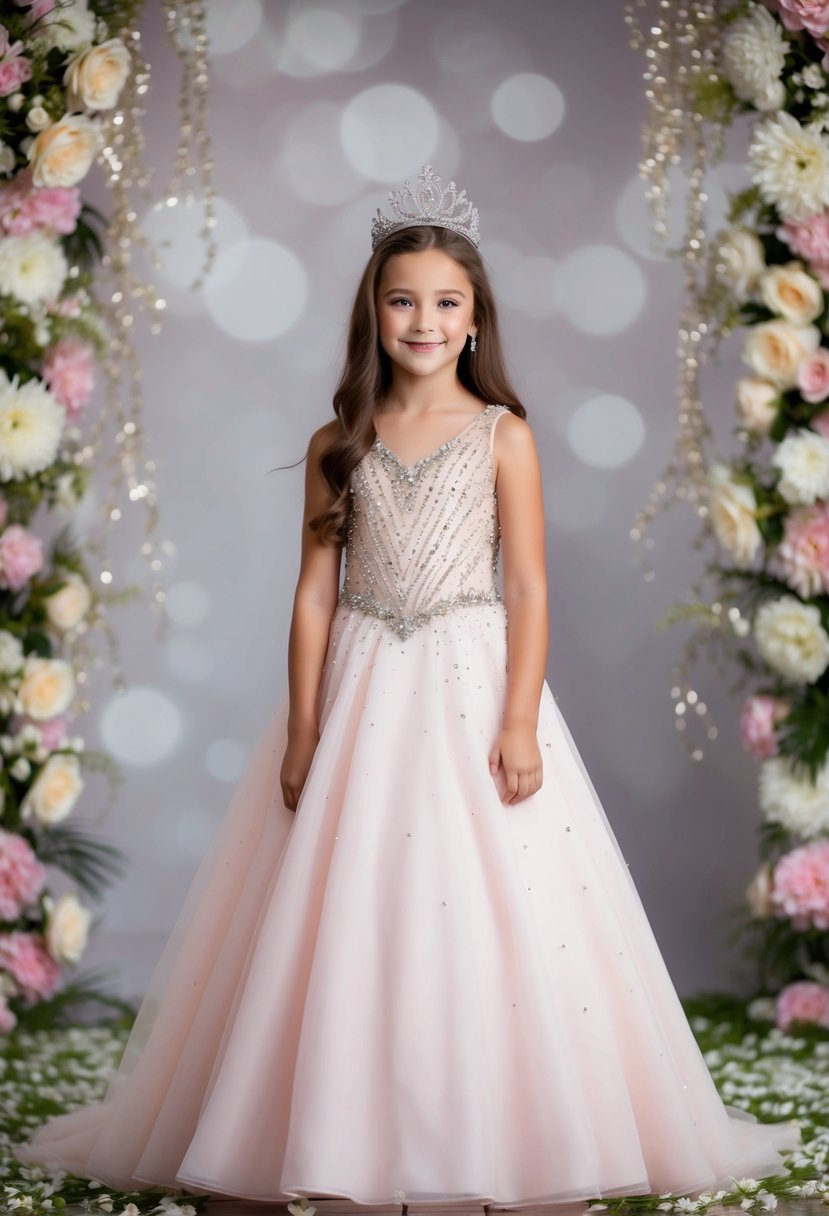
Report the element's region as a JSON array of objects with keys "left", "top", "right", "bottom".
[{"left": 372, "top": 404, "right": 494, "bottom": 473}]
